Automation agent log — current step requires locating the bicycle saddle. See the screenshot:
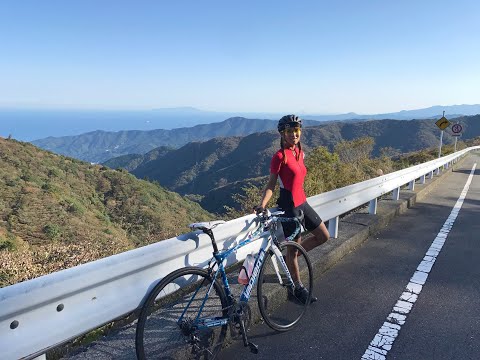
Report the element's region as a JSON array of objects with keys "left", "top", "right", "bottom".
[{"left": 189, "top": 220, "right": 226, "bottom": 232}]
